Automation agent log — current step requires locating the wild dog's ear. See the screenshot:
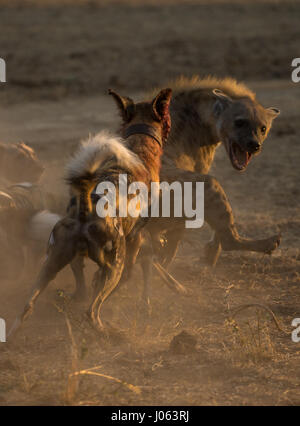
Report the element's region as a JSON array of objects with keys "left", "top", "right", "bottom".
[
  {"left": 151, "top": 88, "right": 172, "bottom": 121},
  {"left": 108, "top": 89, "right": 135, "bottom": 122},
  {"left": 266, "top": 107, "right": 280, "bottom": 119},
  {"left": 212, "top": 89, "right": 233, "bottom": 117}
]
